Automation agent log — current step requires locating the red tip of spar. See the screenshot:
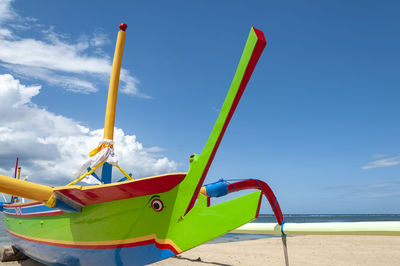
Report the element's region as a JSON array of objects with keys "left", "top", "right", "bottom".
[
  {"left": 119, "top": 23, "right": 128, "bottom": 31},
  {"left": 252, "top": 27, "right": 267, "bottom": 46}
]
